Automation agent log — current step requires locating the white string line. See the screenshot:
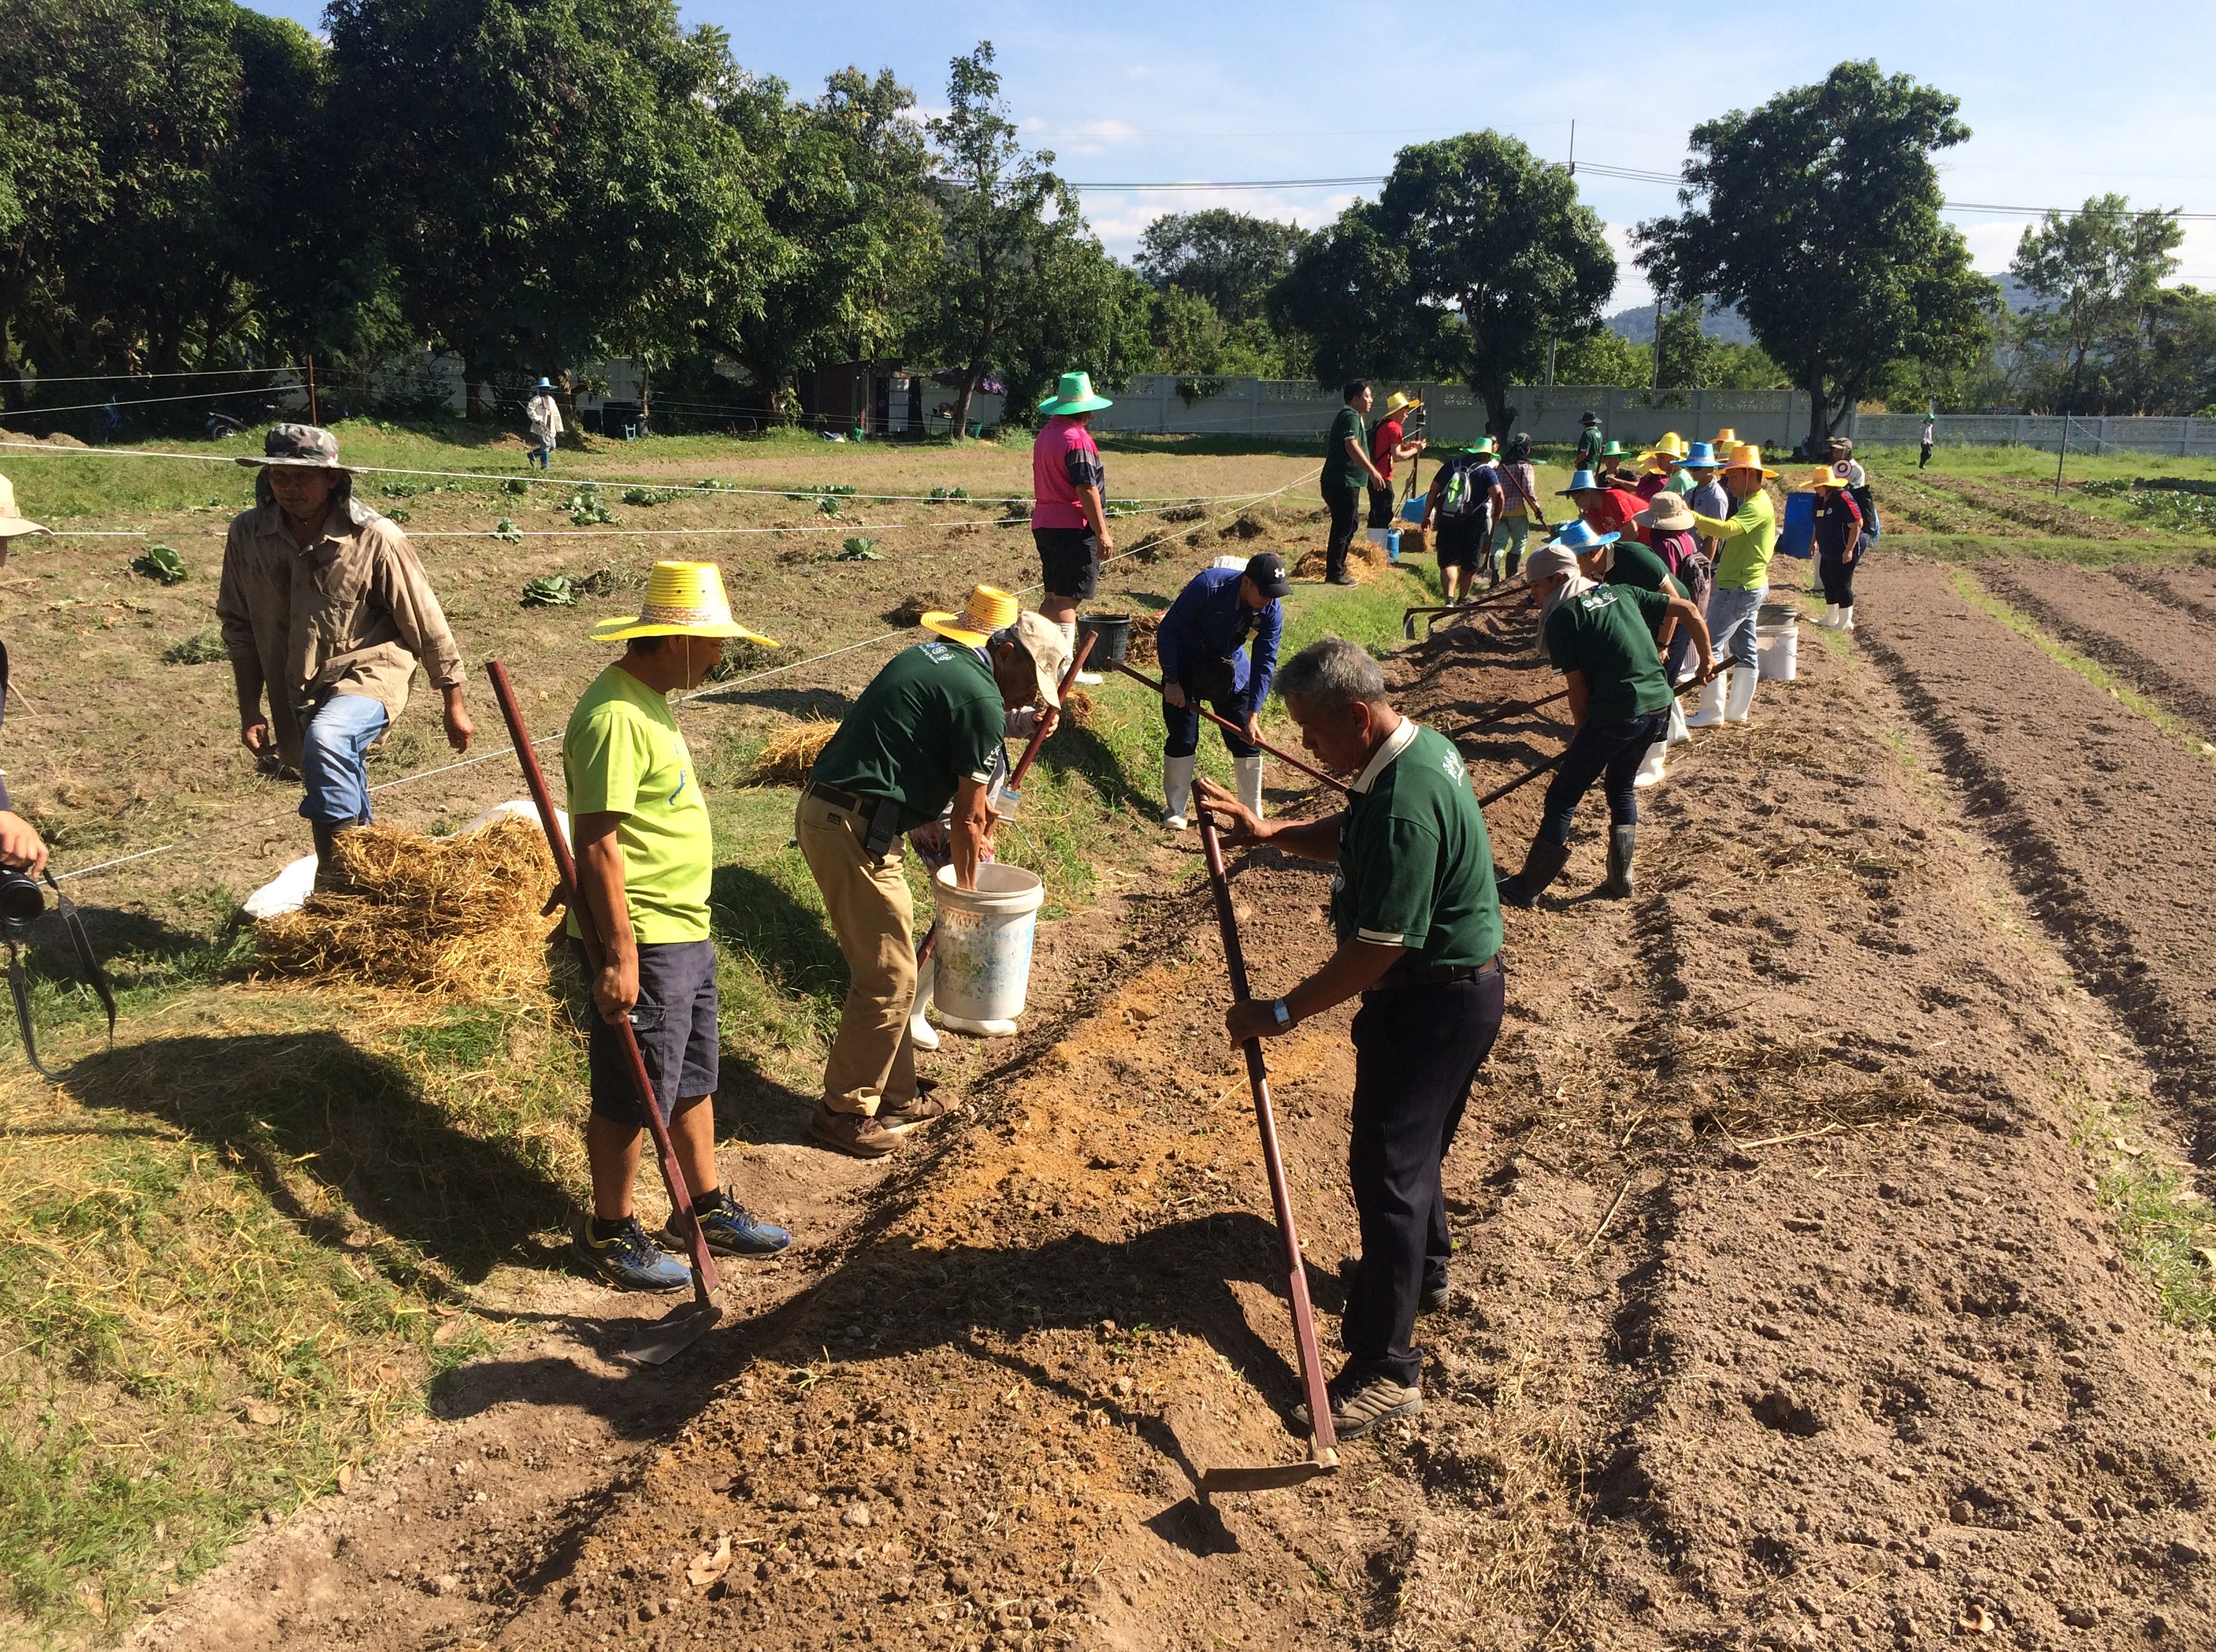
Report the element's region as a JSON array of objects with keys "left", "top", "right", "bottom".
[
  {"left": 0, "top": 437, "right": 1301, "bottom": 506},
  {"left": 51, "top": 466, "right": 1323, "bottom": 887},
  {"left": 1, "top": 366, "right": 303, "bottom": 385}
]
